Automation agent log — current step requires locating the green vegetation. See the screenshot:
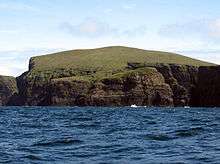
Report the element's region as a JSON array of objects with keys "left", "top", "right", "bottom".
[
  {"left": 28, "top": 46, "right": 215, "bottom": 81},
  {"left": 106, "top": 67, "right": 157, "bottom": 79},
  {"left": 31, "top": 46, "right": 214, "bottom": 70},
  {"left": 52, "top": 75, "right": 93, "bottom": 82}
]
